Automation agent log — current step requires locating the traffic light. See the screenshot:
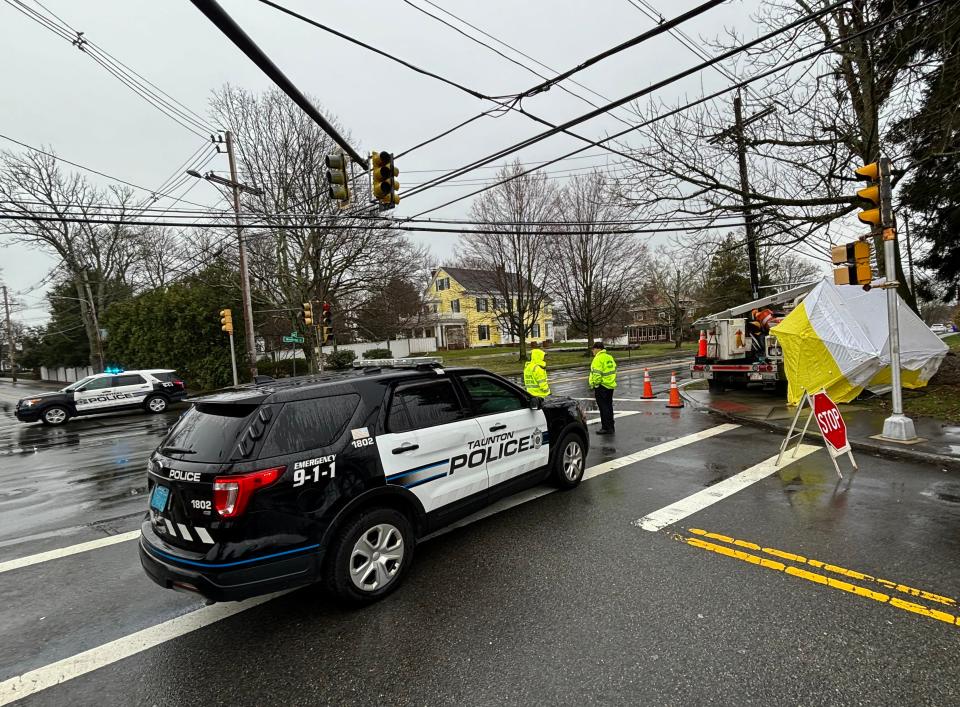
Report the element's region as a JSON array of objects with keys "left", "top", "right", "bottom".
[
  {"left": 370, "top": 151, "right": 400, "bottom": 206},
  {"left": 219, "top": 308, "right": 233, "bottom": 334},
  {"left": 832, "top": 241, "right": 872, "bottom": 286},
  {"left": 321, "top": 302, "right": 333, "bottom": 345},
  {"left": 325, "top": 152, "right": 350, "bottom": 204},
  {"left": 302, "top": 301, "right": 314, "bottom": 326},
  {"left": 854, "top": 157, "right": 893, "bottom": 229}
]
